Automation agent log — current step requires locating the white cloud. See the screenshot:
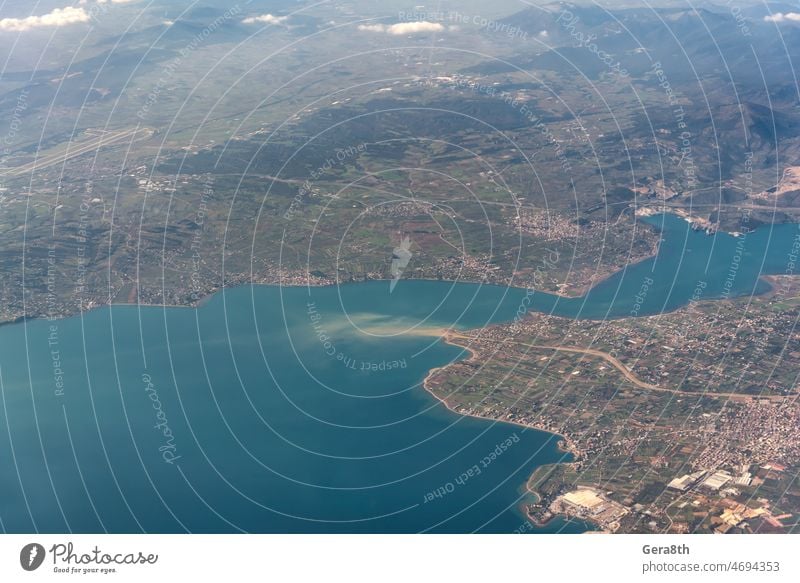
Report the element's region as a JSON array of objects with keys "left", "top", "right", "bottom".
[
  {"left": 357, "top": 21, "right": 444, "bottom": 35},
  {"left": 539, "top": 30, "right": 549, "bottom": 37},
  {"left": 243, "top": 14, "right": 288, "bottom": 25},
  {"left": 764, "top": 12, "right": 800, "bottom": 23},
  {"left": 0, "top": 7, "right": 90, "bottom": 32},
  {"left": 357, "top": 24, "right": 387, "bottom": 33},
  {"left": 388, "top": 21, "right": 443, "bottom": 35}
]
